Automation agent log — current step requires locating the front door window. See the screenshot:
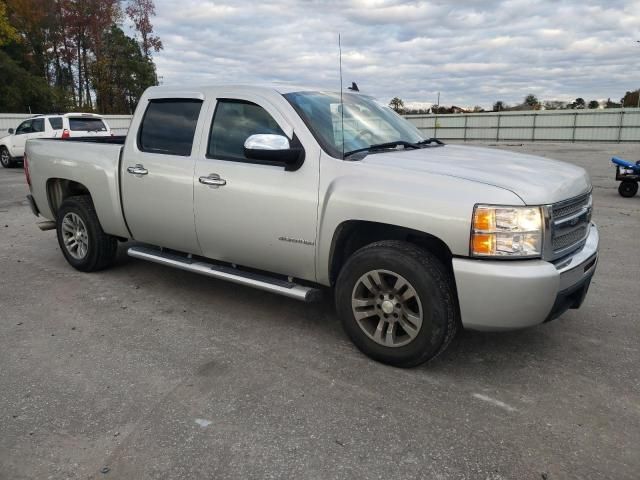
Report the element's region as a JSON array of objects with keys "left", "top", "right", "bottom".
[{"left": 15, "top": 120, "right": 33, "bottom": 135}]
